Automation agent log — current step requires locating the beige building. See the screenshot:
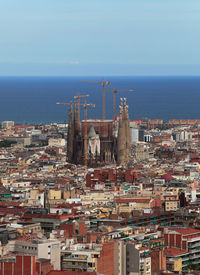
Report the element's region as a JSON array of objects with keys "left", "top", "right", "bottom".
[
  {"left": 62, "top": 249, "right": 100, "bottom": 272},
  {"left": 80, "top": 190, "right": 114, "bottom": 206},
  {"left": 8, "top": 239, "right": 60, "bottom": 270},
  {"left": 166, "top": 257, "right": 182, "bottom": 272},
  {"left": 49, "top": 189, "right": 61, "bottom": 200},
  {"left": 115, "top": 198, "right": 152, "bottom": 214},
  {"left": 28, "top": 189, "right": 45, "bottom": 207},
  {"left": 29, "top": 188, "right": 77, "bottom": 207},
  {"left": 8, "top": 222, "right": 42, "bottom": 236},
  {"left": 48, "top": 138, "right": 66, "bottom": 147},
  {"left": 135, "top": 143, "right": 149, "bottom": 160},
  {"left": 164, "top": 194, "right": 179, "bottom": 211}
]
